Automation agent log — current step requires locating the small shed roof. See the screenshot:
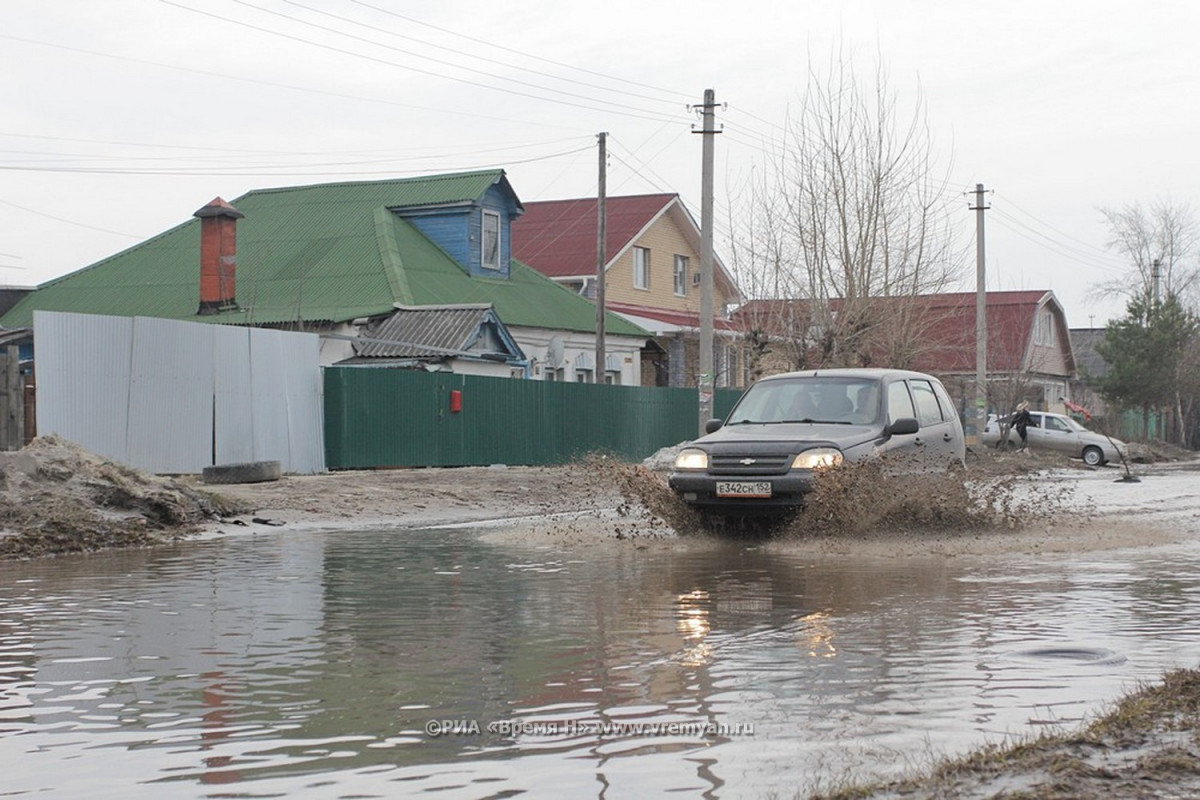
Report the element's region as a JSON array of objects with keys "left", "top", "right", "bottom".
[{"left": 354, "top": 304, "right": 523, "bottom": 361}]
